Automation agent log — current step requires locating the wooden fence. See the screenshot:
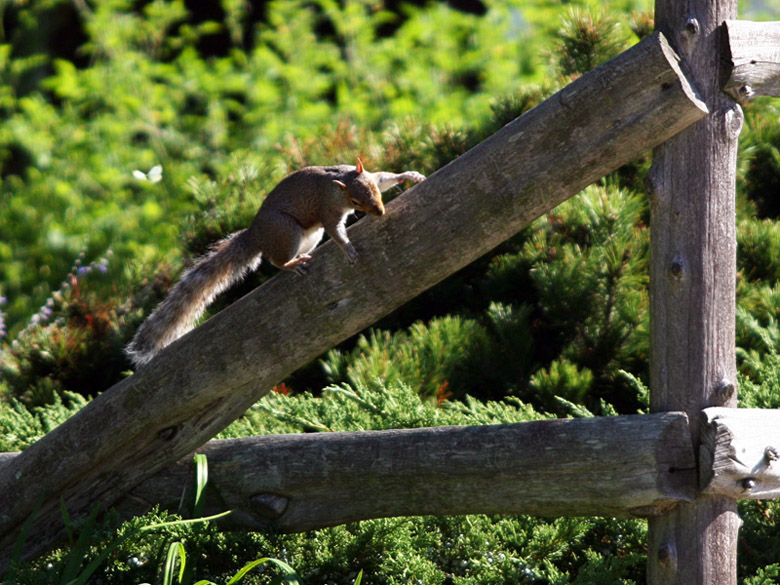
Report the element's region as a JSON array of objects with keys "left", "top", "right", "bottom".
[{"left": 1, "top": 2, "right": 779, "bottom": 582}]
